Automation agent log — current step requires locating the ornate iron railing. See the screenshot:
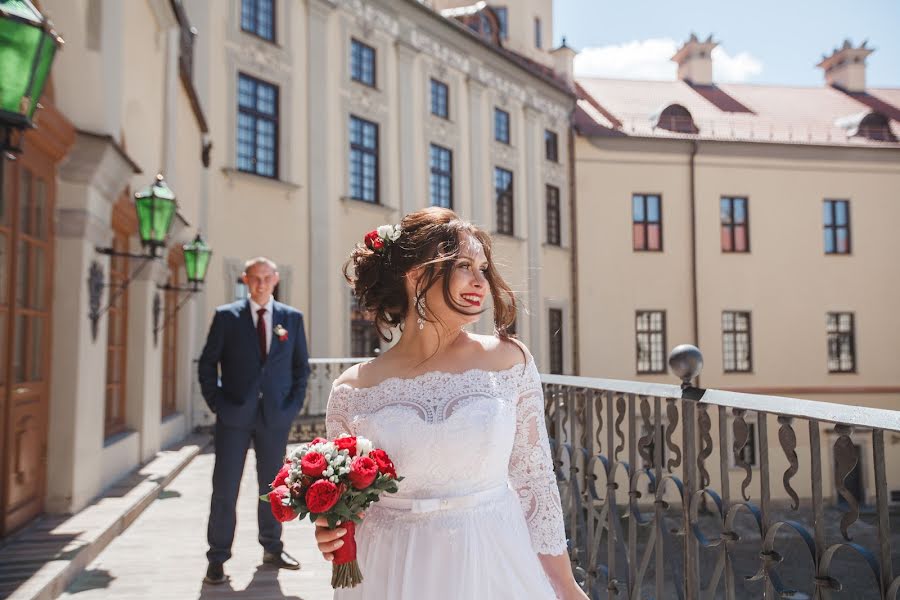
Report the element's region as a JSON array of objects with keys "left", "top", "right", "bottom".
[{"left": 543, "top": 345, "right": 900, "bottom": 599}]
